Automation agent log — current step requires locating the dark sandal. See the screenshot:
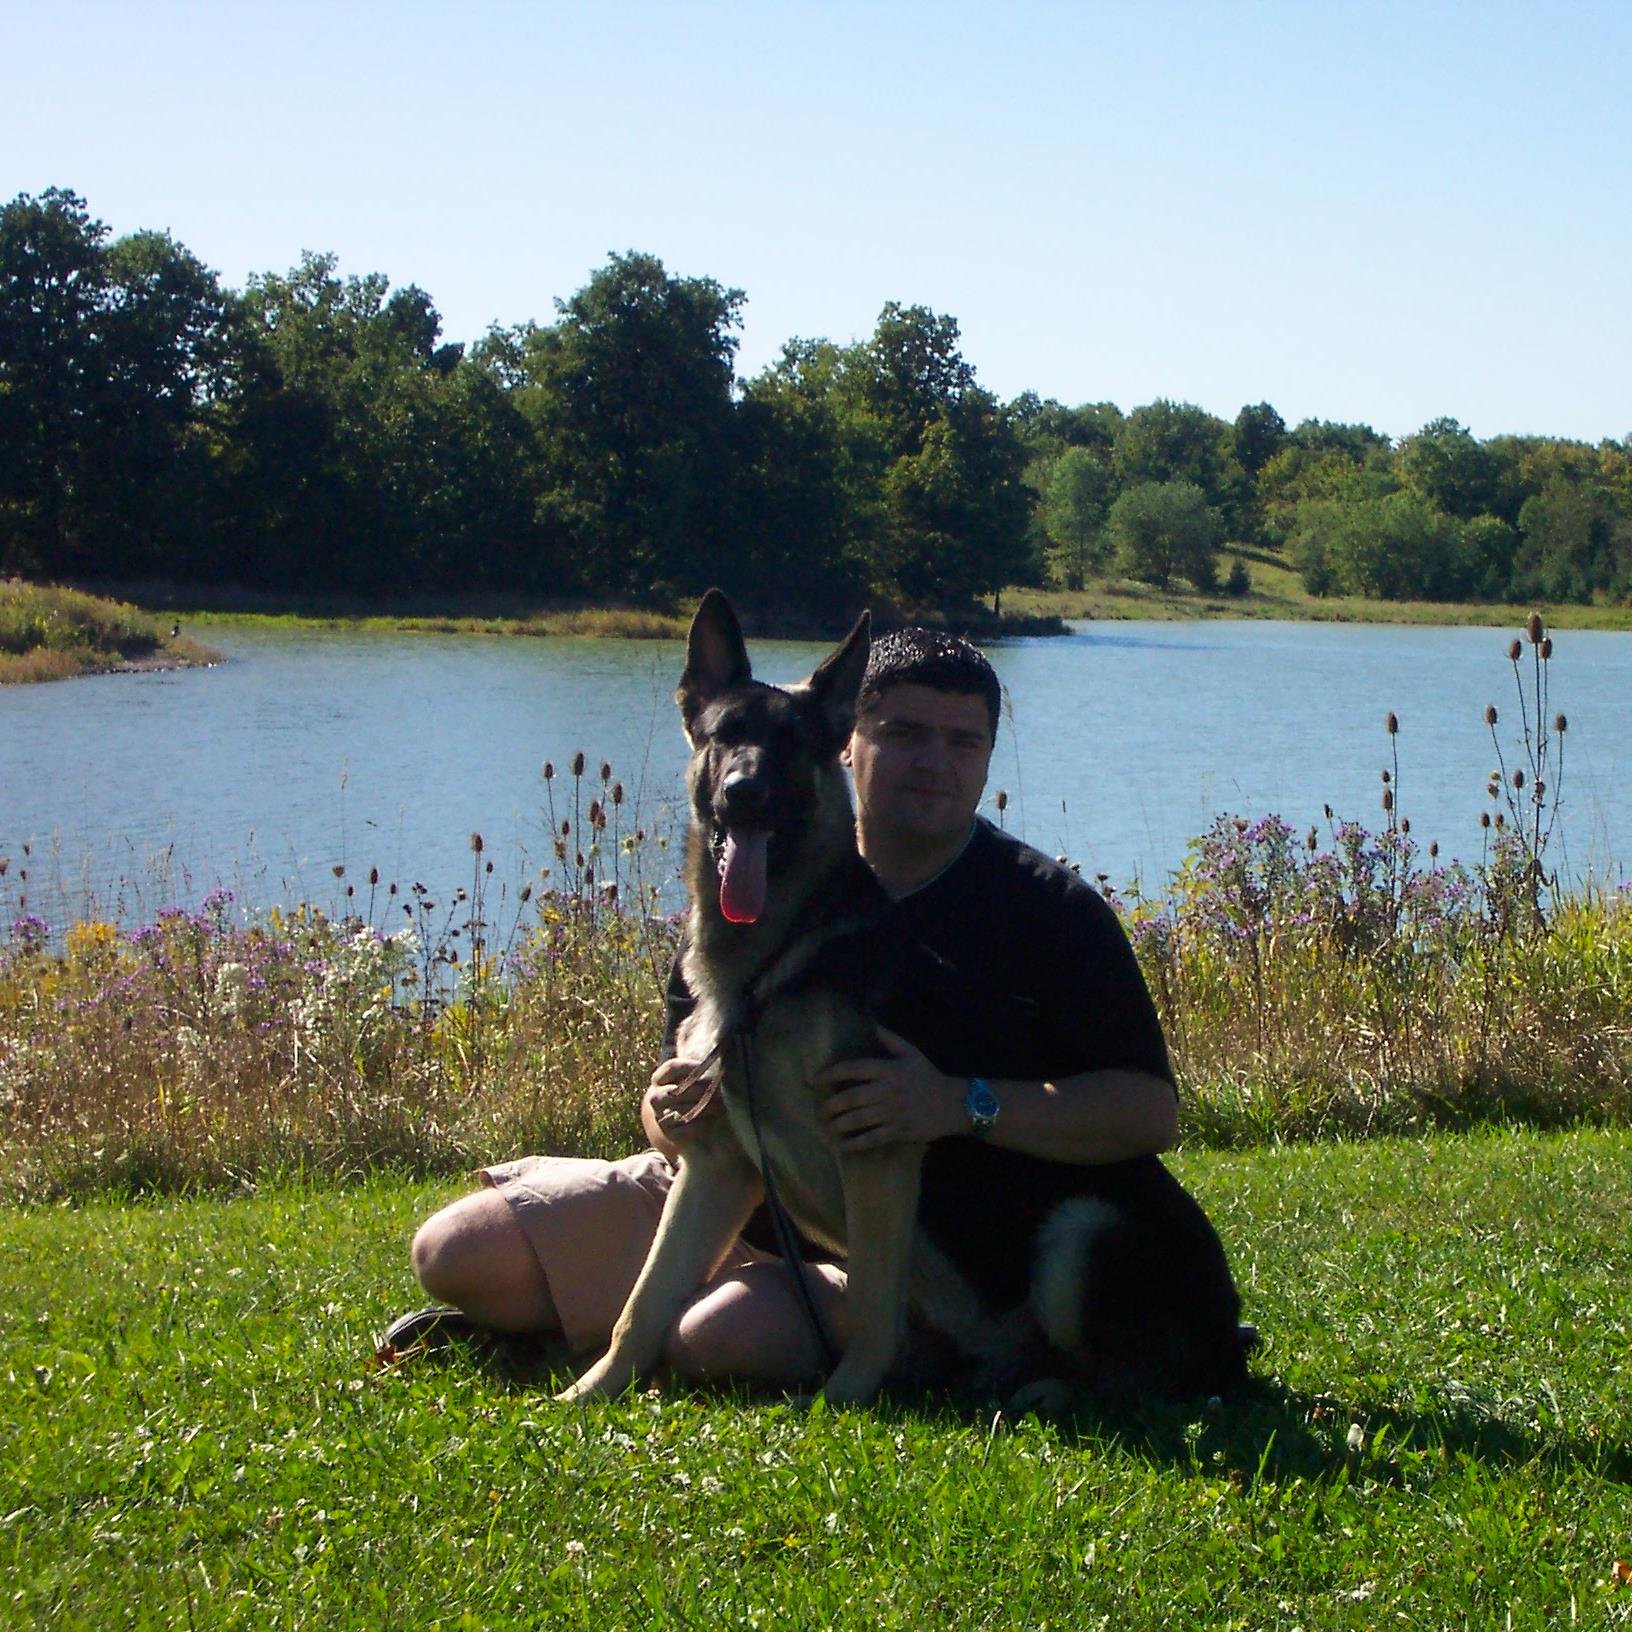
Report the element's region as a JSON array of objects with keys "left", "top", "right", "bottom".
[{"left": 379, "top": 1305, "right": 487, "bottom": 1353}]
